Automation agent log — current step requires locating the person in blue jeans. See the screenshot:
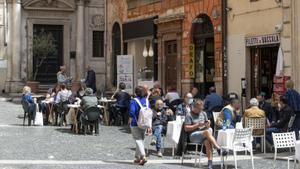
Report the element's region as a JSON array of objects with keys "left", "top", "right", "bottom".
[
  {"left": 129, "top": 86, "right": 151, "bottom": 166},
  {"left": 150, "top": 99, "right": 173, "bottom": 157},
  {"left": 266, "top": 96, "right": 294, "bottom": 145}
]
